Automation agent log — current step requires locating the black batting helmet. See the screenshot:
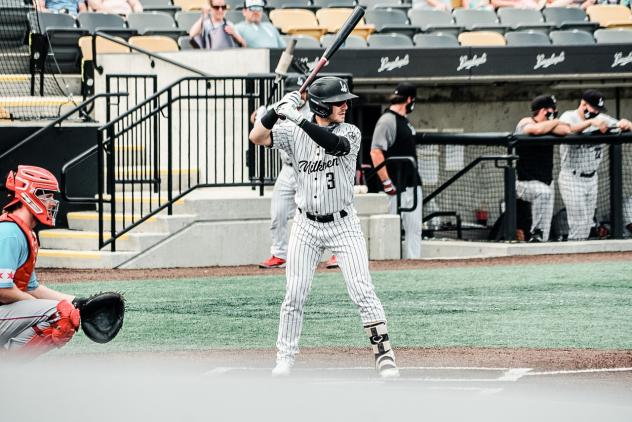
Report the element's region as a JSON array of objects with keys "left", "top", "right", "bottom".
[{"left": 307, "top": 76, "right": 358, "bottom": 118}]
